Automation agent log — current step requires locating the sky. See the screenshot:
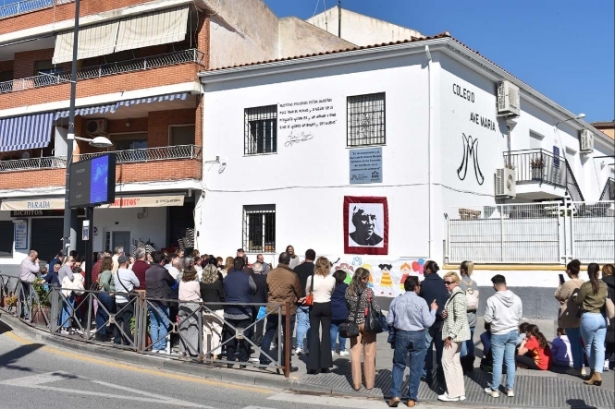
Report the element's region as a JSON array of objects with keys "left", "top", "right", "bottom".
[{"left": 264, "top": 0, "right": 614, "bottom": 123}]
